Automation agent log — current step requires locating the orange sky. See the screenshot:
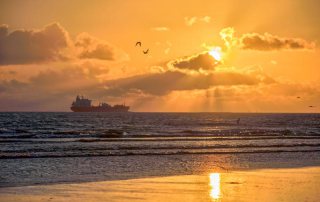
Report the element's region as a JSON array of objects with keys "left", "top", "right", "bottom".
[{"left": 0, "top": 0, "right": 319, "bottom": 112}]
